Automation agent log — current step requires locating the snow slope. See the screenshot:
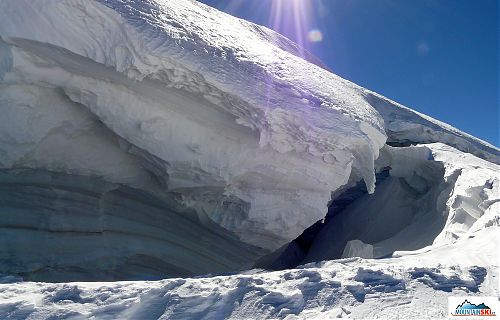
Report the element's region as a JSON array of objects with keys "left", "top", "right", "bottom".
[
  {"left": 363, "top": 92, "right": 500, "bottom": 164},
  {"left": 0, "top": 0, "right": 499, "bottom": 318}
]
